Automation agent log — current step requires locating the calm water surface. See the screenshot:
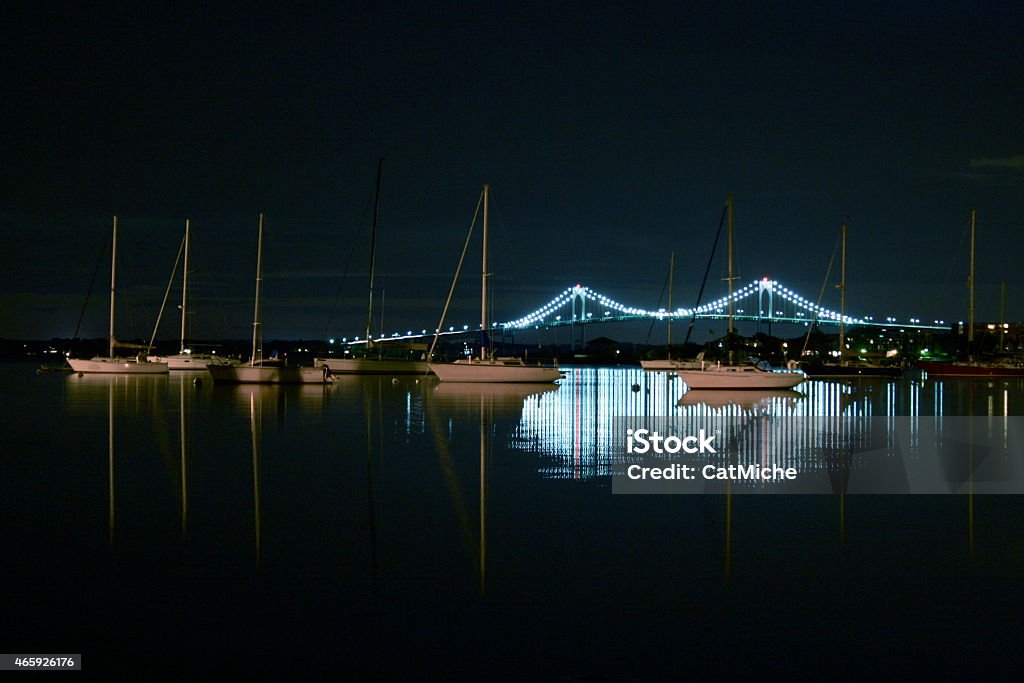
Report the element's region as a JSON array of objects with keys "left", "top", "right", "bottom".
[{"left": 4, "top": 363, "right": 1024, "bottom": 676}]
